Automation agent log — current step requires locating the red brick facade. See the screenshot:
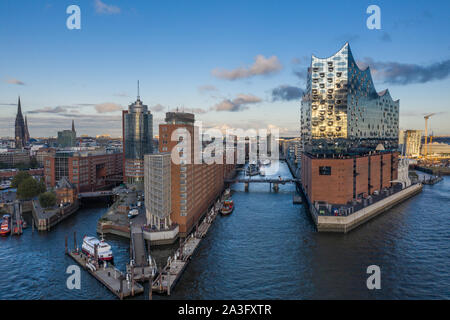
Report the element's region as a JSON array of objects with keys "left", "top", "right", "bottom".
[
  {"left": 44, "top": 151, "right": 123, "bottom": 193},
  {"left": 159, "top": 123, "right": 235, "bottom": 235},
  {"left": 301, "top": 152, "right": 399, "bottom": 205}
]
